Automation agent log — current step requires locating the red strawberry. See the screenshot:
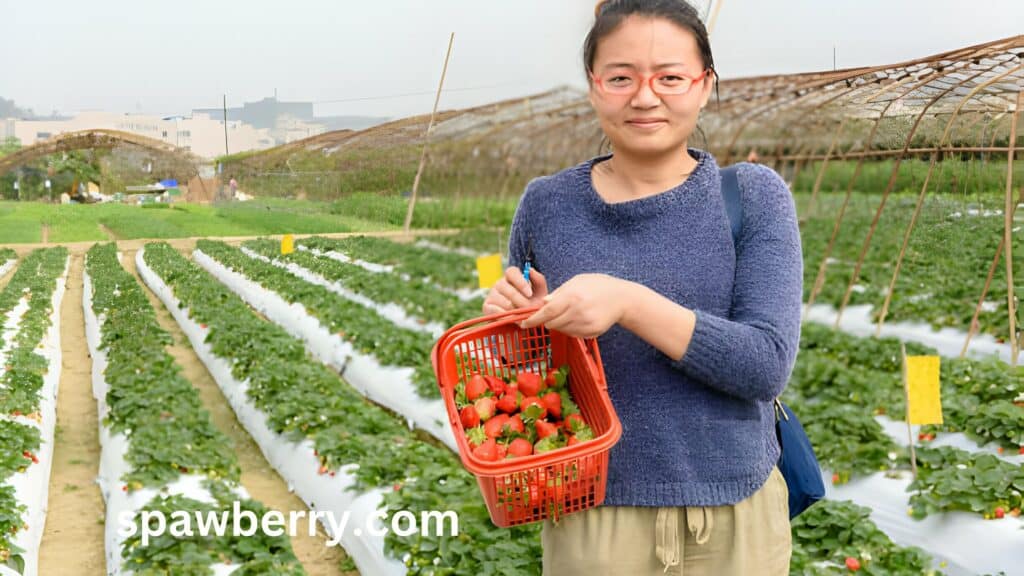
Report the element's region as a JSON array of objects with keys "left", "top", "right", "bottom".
[
  {"left": 520, "top": 397, "right": 547, "bottom": 421},
  {"left": 460, "top": 406, "right": 480, "bottom": 429},
  {"left": 473, "top": 438, "right": 498, "bottom": 461},
  {"left": 832, "top": 473, "right": 840, "bottom": 484},
  {"left": 484, "top": 414, "right": 510, "bottom": 439},
  {"left": 496, "top": 391, "right": 520, "bottom": 414},
  {"left": 1019, "top": 446, "right": 1024, "bottom": 455},
  {"left": 845, "top": 557, "right": 860, "bottom": 572},
  {"left": 563, "top": 413, "right": 586, "bottom": 433},
  {"left": 506, "top": 414, "right": 526, "bottom": 435},
  {"left": 995, "top": 507, "right": 1005, "bottom": 519},
  {"left": 508, "top": 437, "right": 533, "bottom": 458},
  {"left": 541, "top": 391, "right": 562, "bottom": 419},
  {"left": 474, "top": 396, "right": 496, "bottom": 422},
  {"left": 484, "top": 375, "right": 506, "bottom": 396},
  {"left": 496, "top": 443, "right": 508, "bottom": 460},
  {"left": 517, "top": 372, "right": 544, "bottom": 397},
  {"left": 545, "top": 372, "right": 557, "bottom": 388},
  {"left": 567, "top": 435, "right": 580, "bottom": 446},
  {"left": 466, "top": 374, "right": 488, "bottom": 401},
  {"left": 318, "top": 464, "right": 328, "bottom": 475},
  {"left": 535, "top": 419, "right": 559, "bottom": 440}
]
